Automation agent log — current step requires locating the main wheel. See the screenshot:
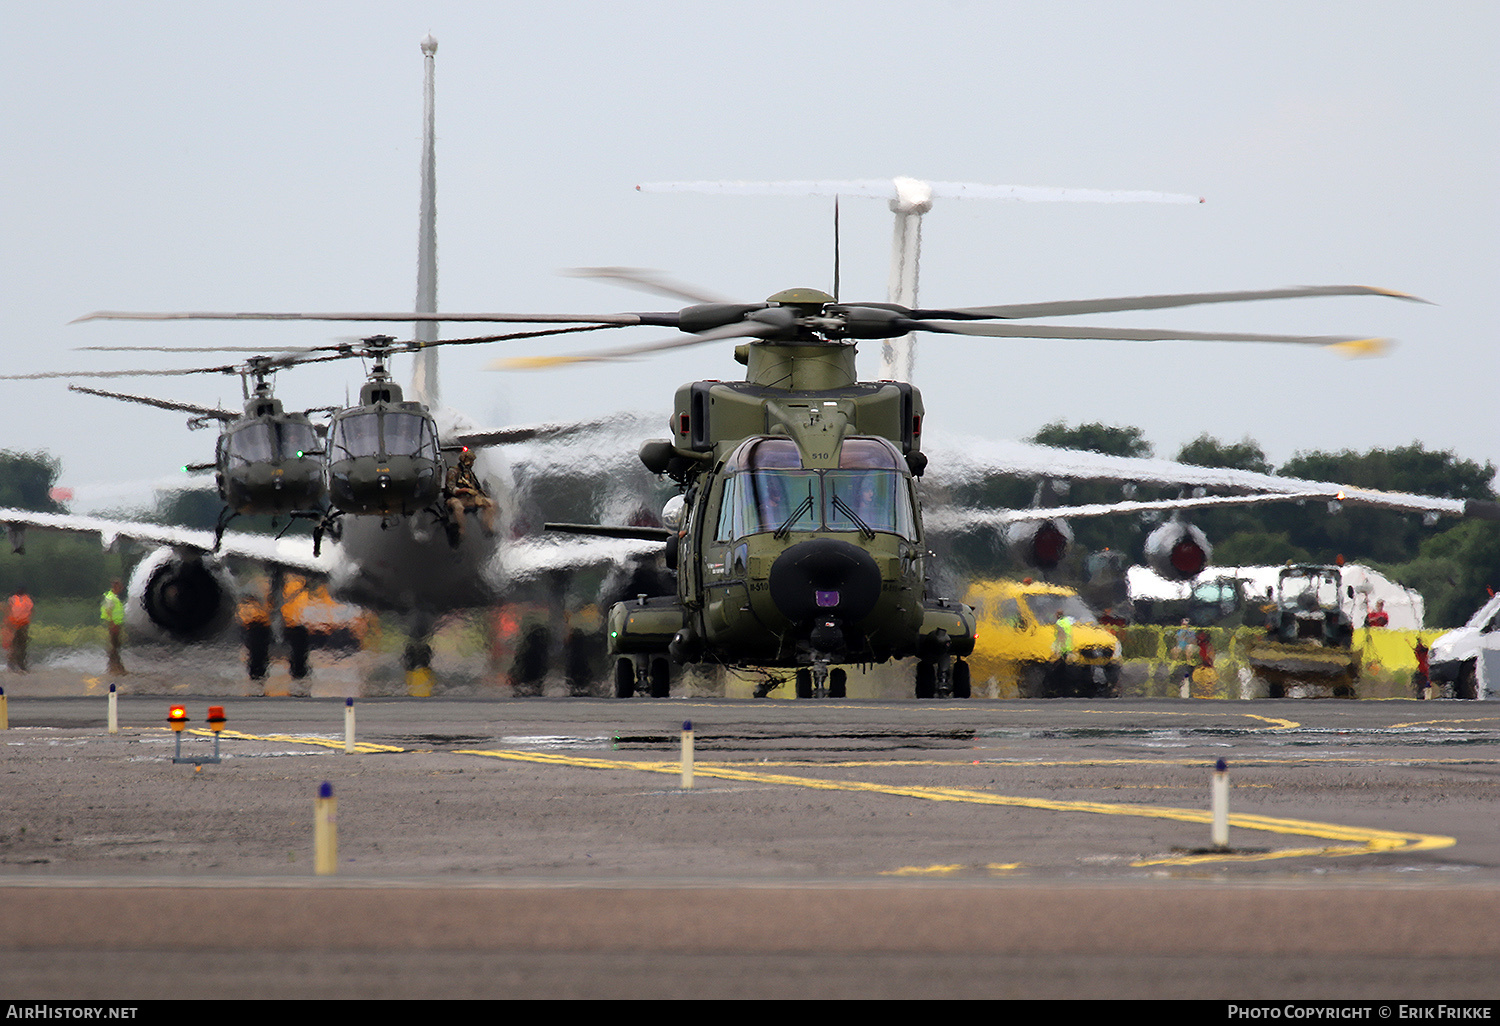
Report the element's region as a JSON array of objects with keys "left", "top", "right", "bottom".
[
  {"left": 915, "top": 660, "right": 936, "bottom": 699},
  {"left": 795, "top": 668, "right": 813, "bottom": 699},
  {"left": 828, "top": 667, "right": 847, "bottom": 699},
  {"left": 613, "top": 658, "right": 635, "bottom": 699},
  {"left": 1458, "top": 662, "right": 1479, "bottom": 700},
  {"left": 649, "top": 657, "right": 671, "bottom": 698},
  {"left": 951, "top": 659, "right": 971, "bottom": 699}
]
